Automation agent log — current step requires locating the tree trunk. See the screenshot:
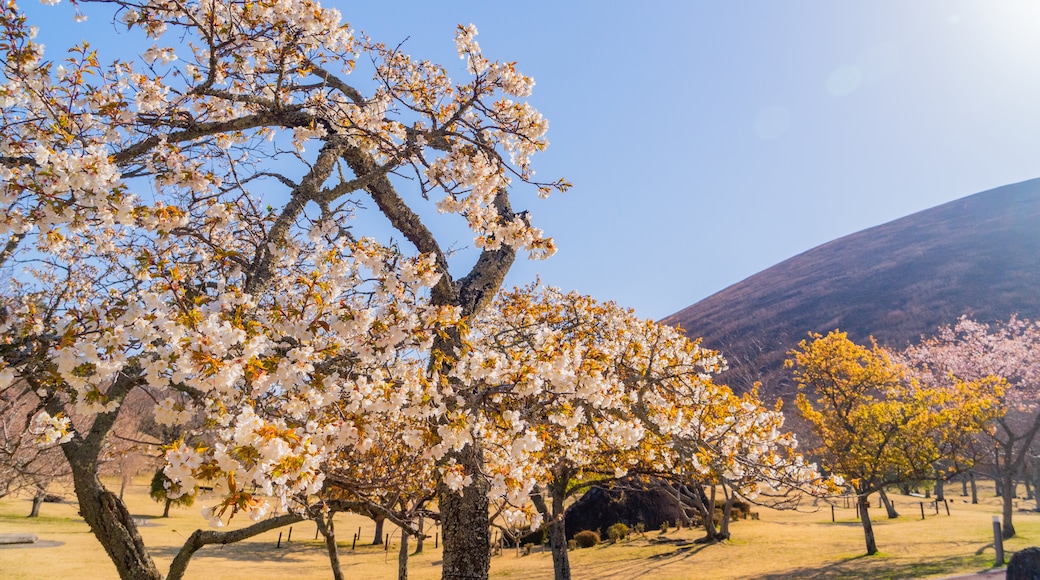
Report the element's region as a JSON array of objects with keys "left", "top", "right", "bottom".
[
  {"left": 934, "top": 480, "right": 945, "bottom": 502},
  {"left": 439, "top": 445, "right": 491, "bottom": 580},
  {"left": 398, "top": 528, "right": 409, "bottom": 580},
  {"left": 315, "top": 513, "right": 345, "bottom": 580},
  {"left": 1032, "top": 467, "right": 1040, "bottom": 511},
  {"left": 995, "top": 449, "right": 1004, "bottom": 498},
  {"left": 162, "top": 498, "right": 172, "bottom": 518},
  {"left": 373, "top": 514, "right": 385, "bottom": 545},
  {"left": 682, "top": 483, "right": 719, "bottom": 542},
  {"left": 970, "top": 471, "right": 978, "bottom": 504},
  {"left": 28, "top": 492, "right": 44, "bottom": 518},
  {"left": 858, "top": 494, "right": 878, "bottom": 556},
  {"left": 717, "top": 493, "right": 735, "bottom": 541},
  {"left": 413, "top": 515, "right": 424, "bottom": 555},
  {"left": 65, "top": 450, "right": 163, "bottom": 580},
  {"left": 531, "top": 480, "right": 572, "bottom": 580},
  {"left": 878, "top": 488, "right": 899, "bottom": 519},
  {"left": 1003, "top": 472, "right": 1016, "bottom": 539}
]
